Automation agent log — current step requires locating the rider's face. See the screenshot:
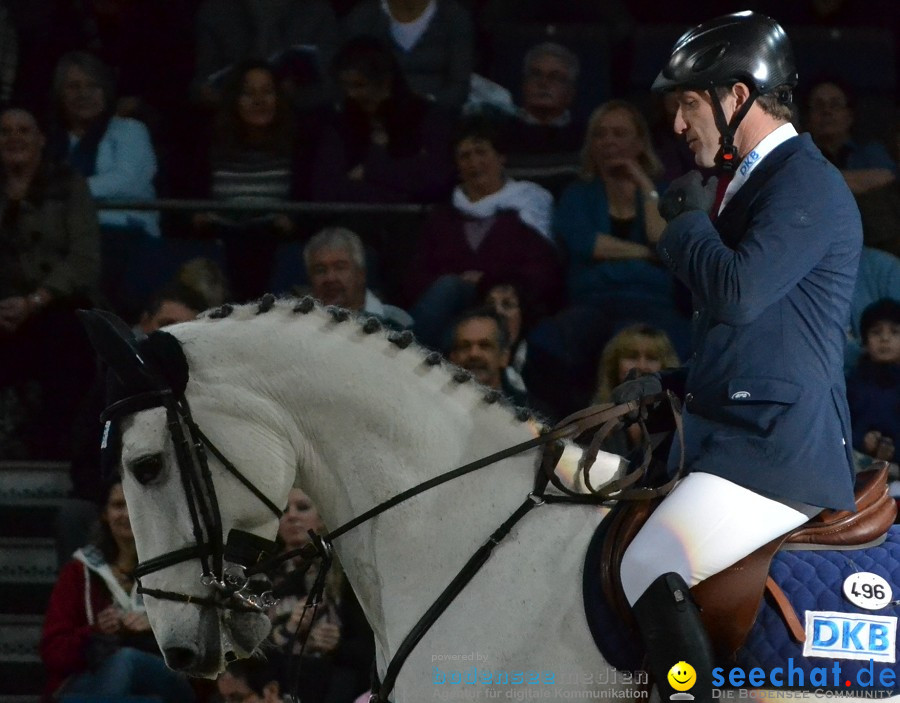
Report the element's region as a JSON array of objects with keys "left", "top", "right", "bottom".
[{"left": 672, "top": 88, "right": 733, "bottom": 169}]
